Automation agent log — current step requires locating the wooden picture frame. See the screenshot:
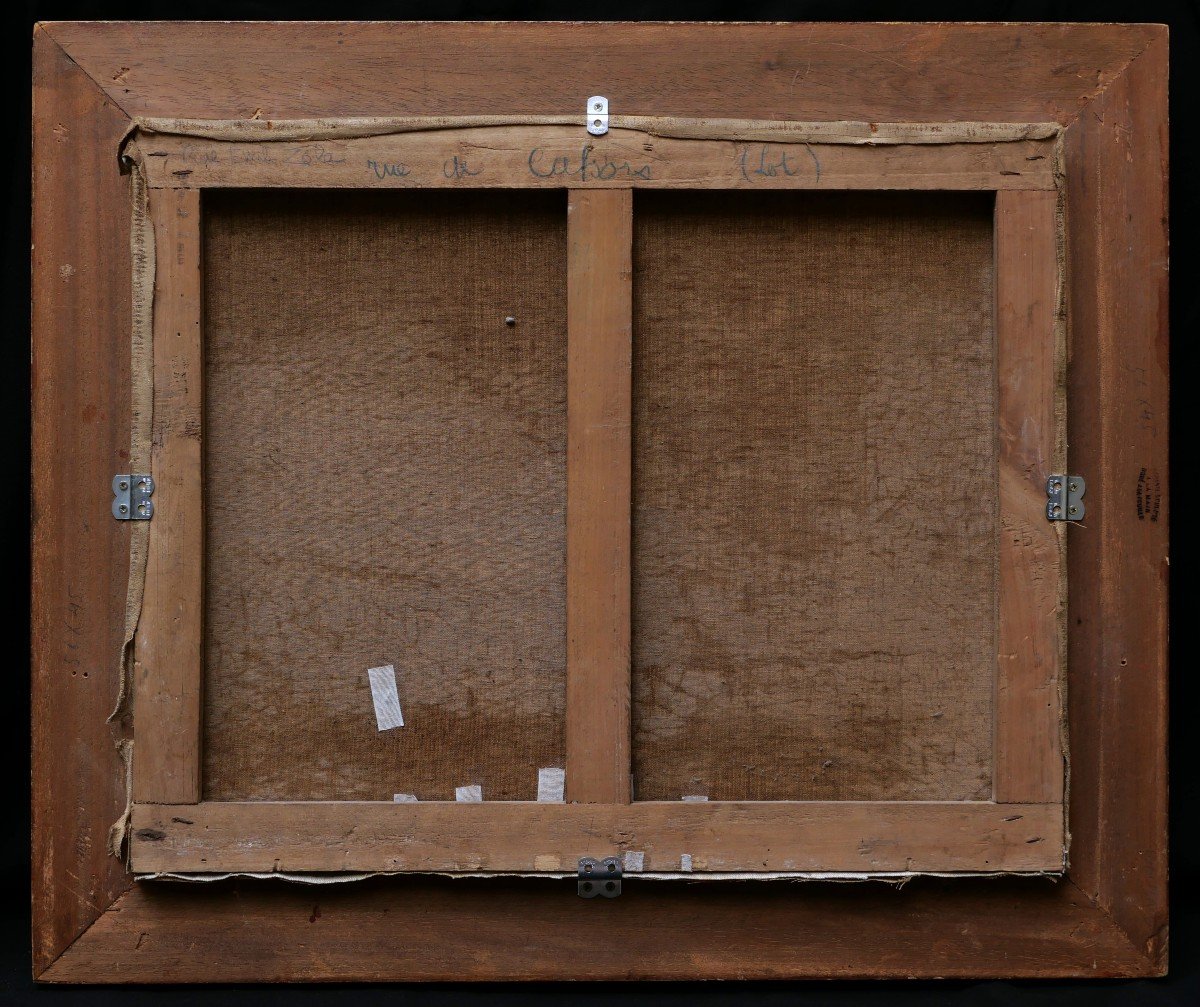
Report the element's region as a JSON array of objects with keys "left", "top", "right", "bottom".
[{"left": 32, "top": 21, "right": 1168, "bottom": 981}]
